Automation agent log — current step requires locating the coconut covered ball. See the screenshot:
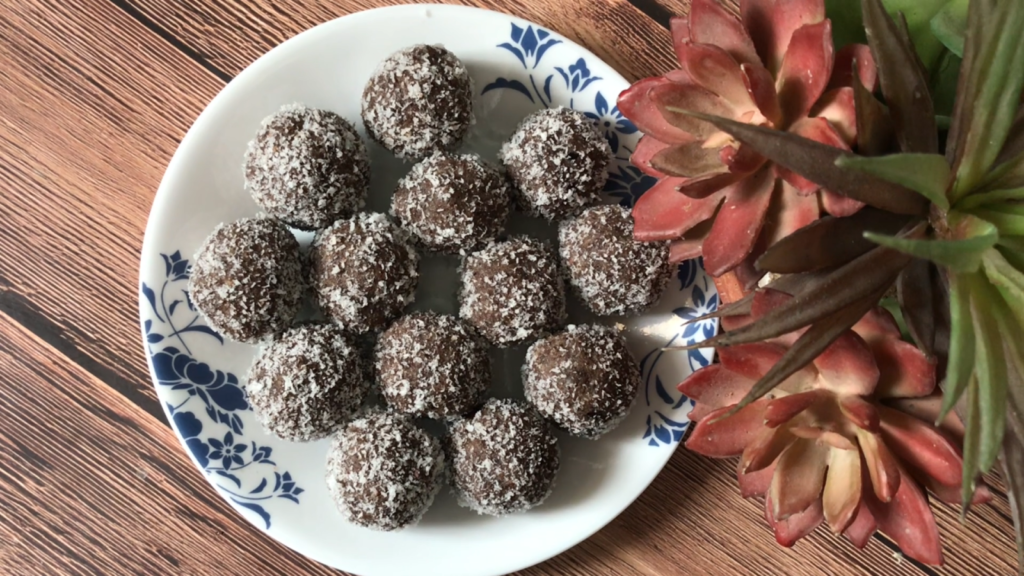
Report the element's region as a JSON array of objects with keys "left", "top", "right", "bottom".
[
  {"left": 391, "top": 152, "right": 510, "bottom": 253},
  {"left": 499, "top": 107, "right": 611, "bottom": 221},
  {"left": 309, "top": 212, "right": 419, "bottom": 333},
  {"left": 523, "top": 324, "right": 640, "bottom": 438},
  {"left": 362, "top": 45, "right": 474, "bottom": 159},
  {"left": 375, "top": 312, "right": 490, "bottom": 419},
  {"left": 459, "top": 237, "right": 566, "bottom": 347},
  {"left": 326, "top": 410, "right": 445, "bottom": 531},
  {"left": 188, "top": 217, "right": 303, "bottom": 342},
  {"left": 559, "top": 204, "right": 671, "bottom": 316},
  {"left": 246, "top": 324, "right": 368, "bottom": 442},
  {"left": 244, "top": 104, "right": 370, "bottom": 230},
  {"left": 446, "top": 399, "right": 559, "bottom": 516}
]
